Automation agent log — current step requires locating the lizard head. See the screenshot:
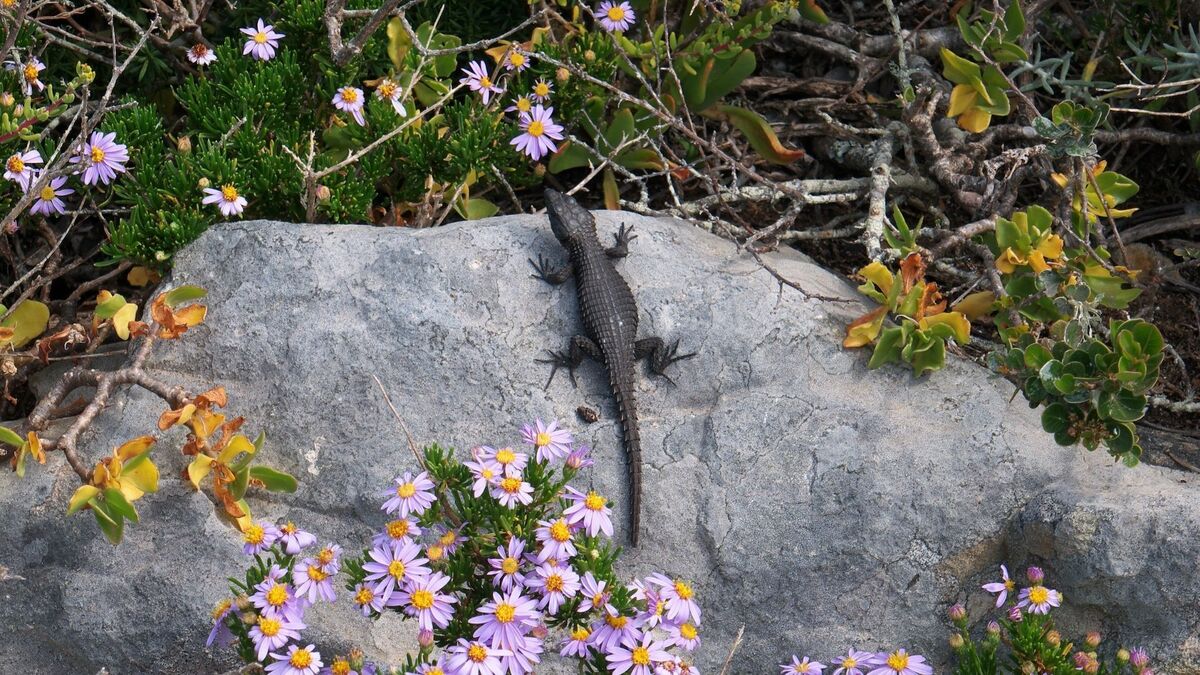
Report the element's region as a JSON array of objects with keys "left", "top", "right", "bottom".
[{"left": 544, "top": 188, "right": 596, "bottom": 244}]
